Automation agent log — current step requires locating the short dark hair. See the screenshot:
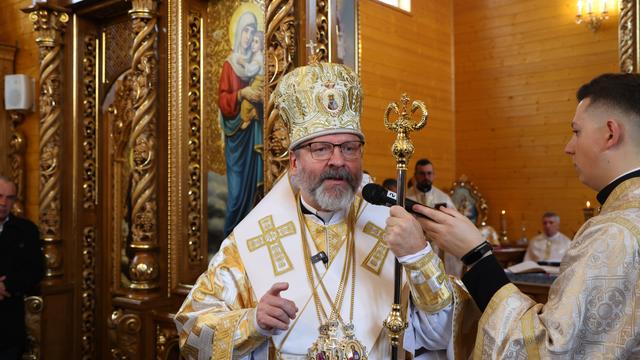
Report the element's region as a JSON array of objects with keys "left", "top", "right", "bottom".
[
  {"left": 382, "top": 178, "right": 396, "bottom": 189},
  {"left": 577, "top": 73, "right": 640, "bottom": 120},
  {"left": 414, "top": 158, "right": 432, "bottom": 172}
]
